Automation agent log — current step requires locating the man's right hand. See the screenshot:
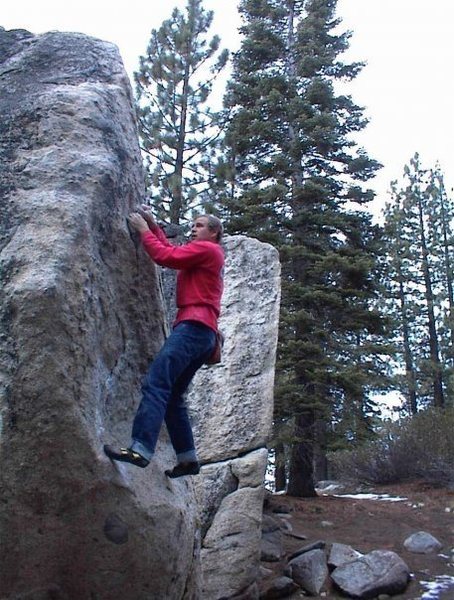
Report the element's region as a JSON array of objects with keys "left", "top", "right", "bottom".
[{"left": 138, "top": 205, "right": 158, "bottom": 230}]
